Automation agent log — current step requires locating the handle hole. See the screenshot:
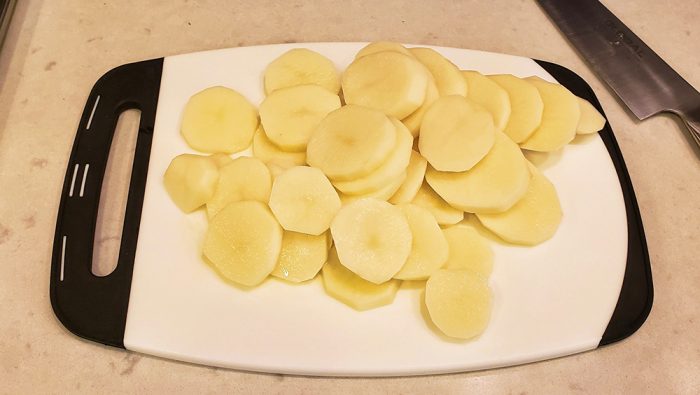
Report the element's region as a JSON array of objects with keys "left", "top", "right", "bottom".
[{"left": 92, "top": 108, "right": 142, "bottom": 276}]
